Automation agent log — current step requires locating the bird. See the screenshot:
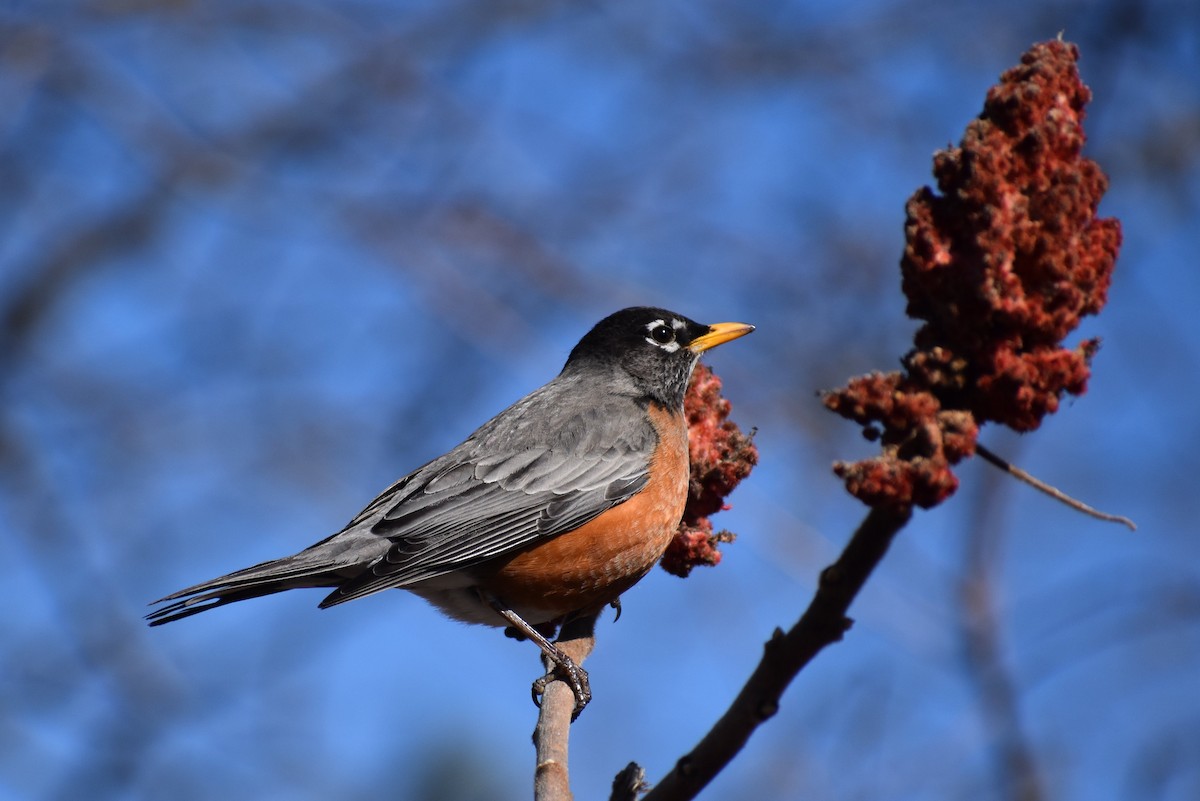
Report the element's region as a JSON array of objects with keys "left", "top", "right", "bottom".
[{"left": 148, "top": 306, "right": 754, "bottom": 716}]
